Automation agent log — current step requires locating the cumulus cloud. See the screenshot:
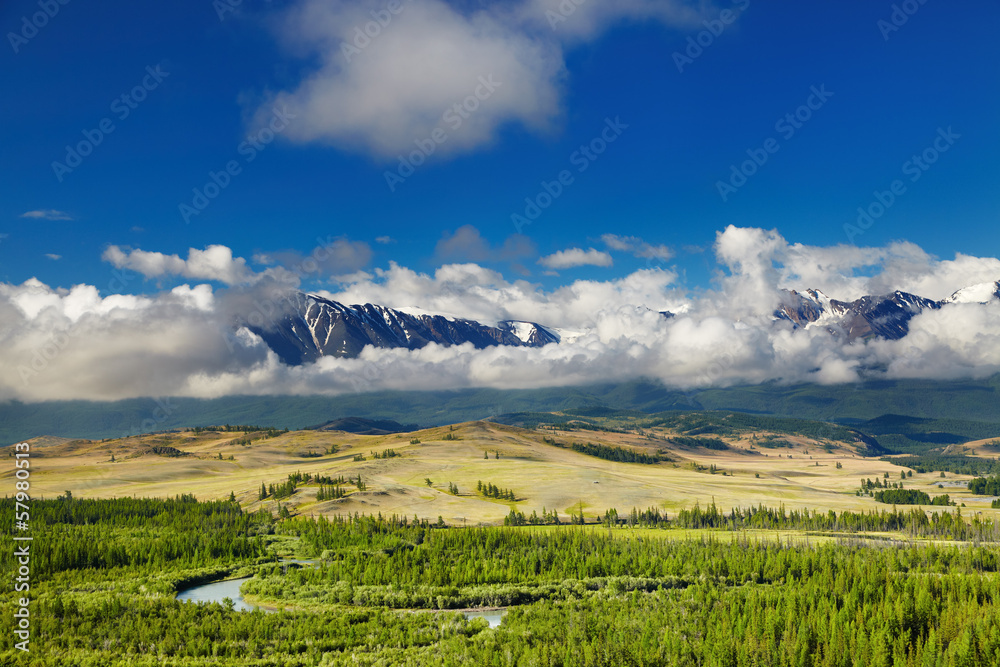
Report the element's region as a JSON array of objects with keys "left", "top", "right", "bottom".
[
  {"left": 253, "top": 0, "right": 706, "bottom": 159},
  {"left": 102, "top": 245, "right": 257, "bottom": 286},
  {"left": 2, "top": 227, "right": 999, "bottom": 403},
  {"left": 539, "top": 247, "right": 613, "bottom": 270},
  {"left": 257, "top": 0, "right": 564, "bottom": 158},
  {"left": 20, "top": 209, "right": 74, "bottom": 221}
]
